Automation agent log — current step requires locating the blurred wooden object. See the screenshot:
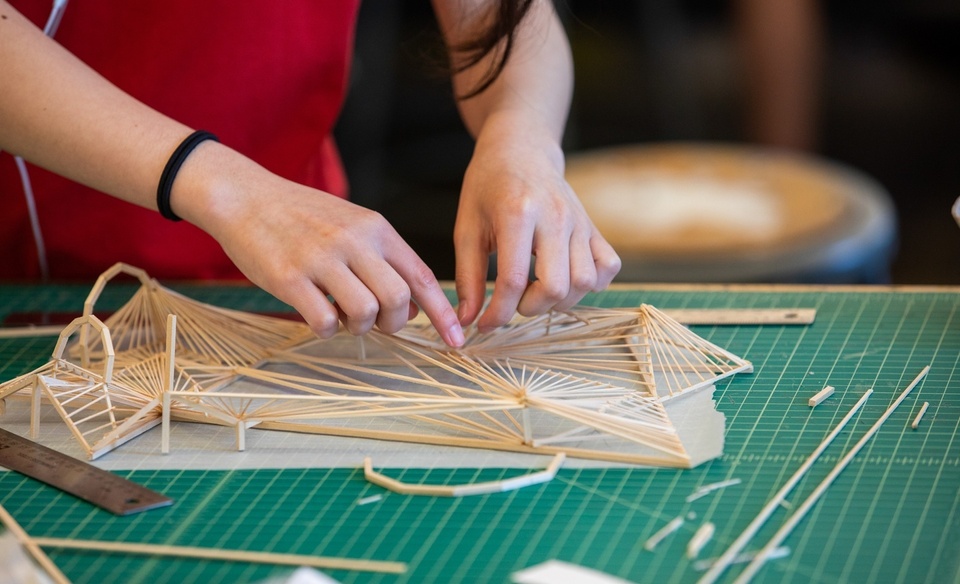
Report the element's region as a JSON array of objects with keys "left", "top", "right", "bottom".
[{"left": 566, "top": 143, "right": 897, "bottom": 283}]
